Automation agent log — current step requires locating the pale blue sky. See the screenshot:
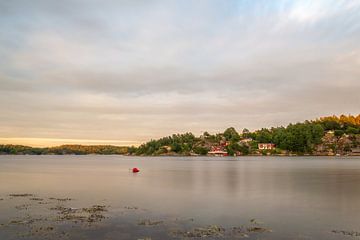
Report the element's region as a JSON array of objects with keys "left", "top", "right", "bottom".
[{"left": 0, "top": 0, "right": 359, "bottom": 146}]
